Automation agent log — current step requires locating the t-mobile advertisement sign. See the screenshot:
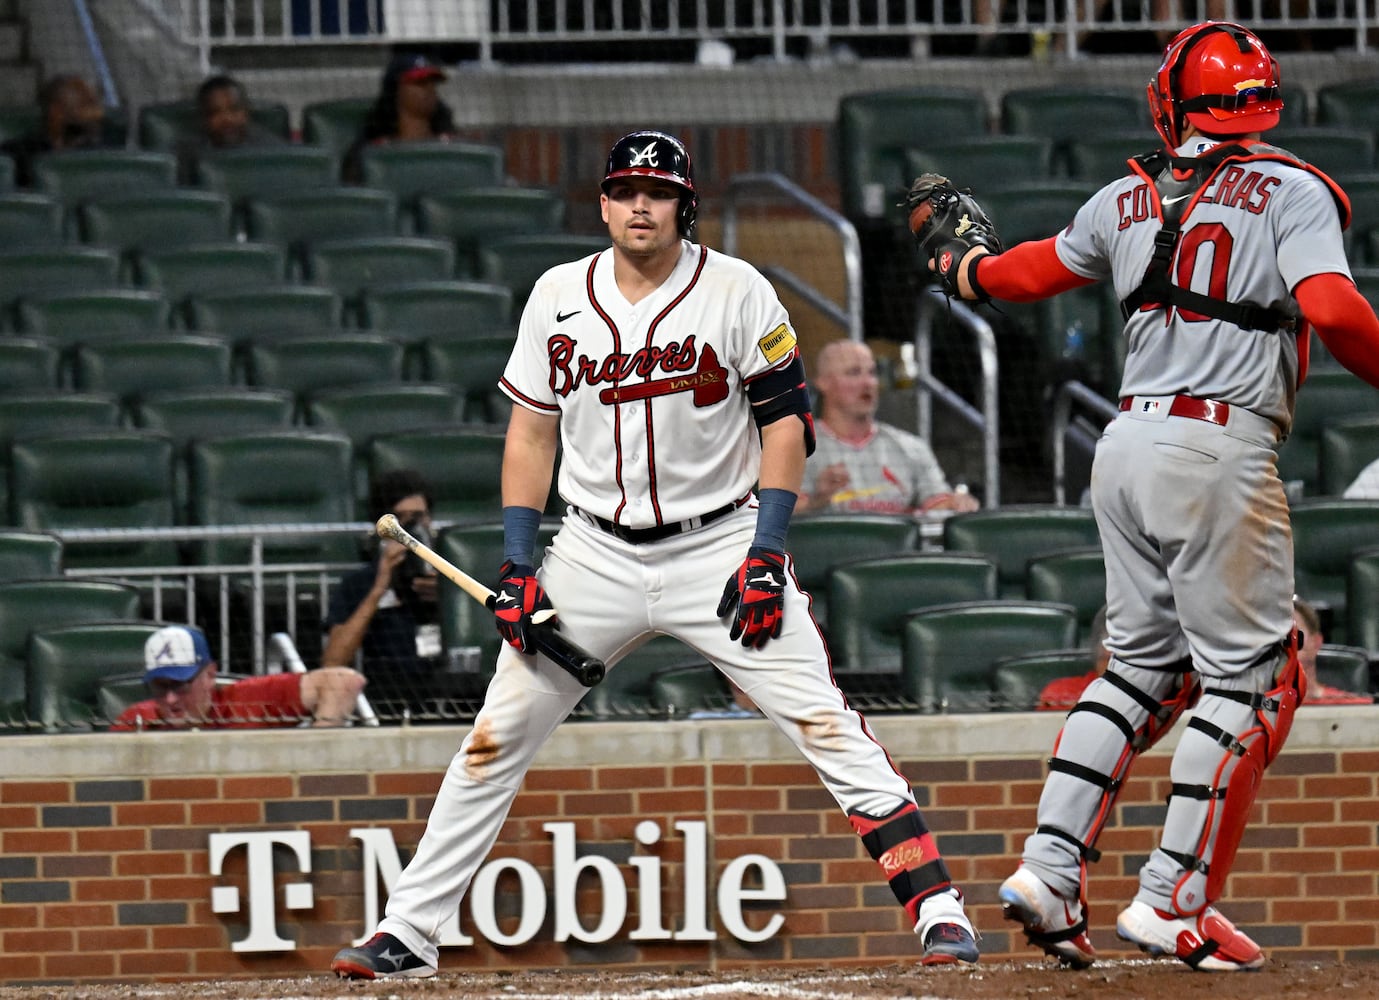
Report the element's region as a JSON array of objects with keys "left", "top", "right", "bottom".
[{"left": 209, "top": 820, "right": 787, "bottom": 953}]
